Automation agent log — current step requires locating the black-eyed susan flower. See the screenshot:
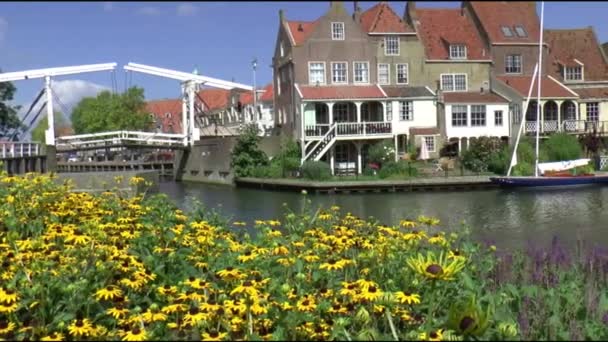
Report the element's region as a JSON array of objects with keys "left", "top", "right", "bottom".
[
  {"left": 0, "top": 301, "right": 18, "bottom": 314},
  {"left": 201, "top": 330, "right": 228, "bottom": 341},
  {"left": 0, "top": 288, "right": 19, "bottom": 304},
  {"left": 40, "top": 332, "right": 65, "bottom": 341},
  {"left": 395, "top": 291, "right": 421, "bottom": 305},
  {"left": 94, "top": 285, "right": 123, "bottom": 301},
  {"left": 237, "top": 250, "right": 258, "bottom": 263},
  {"left": 157, "top": 284, "right": 178, "bottom": 296},
  {"left": 121, "top": 326, "right": 148, "bottom": 341},
  {"left": 68, "top": 318, "right": 95, "bottom": 337},
  {"left": 296, "top": 296, "right": 316, "bottom": 312},
  {"left": 406, "top": 251, "right": 466, "bottom": 281},
  {"left": 418, "top": 329, "right": 444, "bottom": 341},
  {"left": 355, "top": 284, "right": 383, "bottom": 302},
  {"left": 0, "top": 320, "right": 15, "bottom": 334},
  {"left": 216, "top": 267, "right": 244, "bottom": 281},
  {"left": 107, "top": 306, "right": 130, "bottom": 320}
]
